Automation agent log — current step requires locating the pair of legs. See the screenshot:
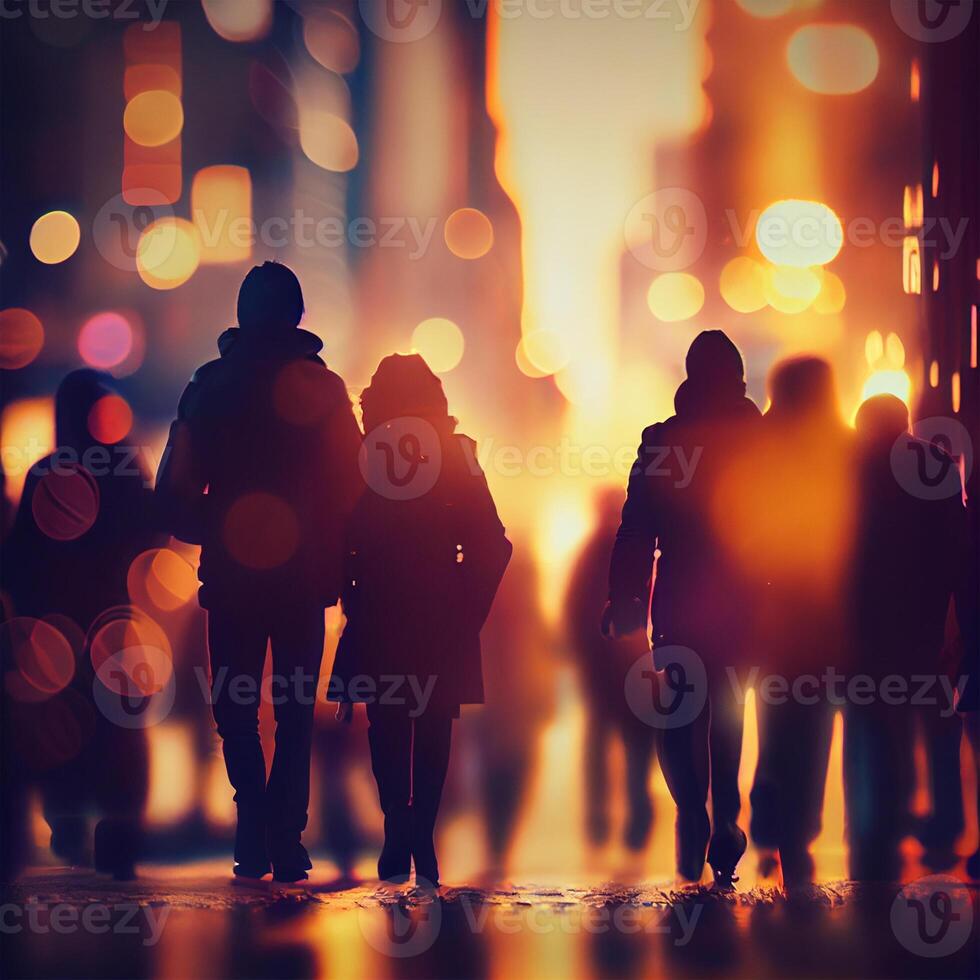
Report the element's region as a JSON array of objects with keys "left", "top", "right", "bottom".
[
  {"left": 584, "top": 708, "right": 656, "bottom": 852},
  {"left": 656, "top": 665, "right": 747, "bottom": 883},
  {"left": 750, "top": 697, "right": 835, "bottom": 885},
  {"left": 207, "top": 604, "right": 324, "bottom": 879},
  {"left": 366, "top": 702, "right": 454, "bottom": 885},
  {"left": 912, "top": 703, "right": 964, "bottom": 863}
]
